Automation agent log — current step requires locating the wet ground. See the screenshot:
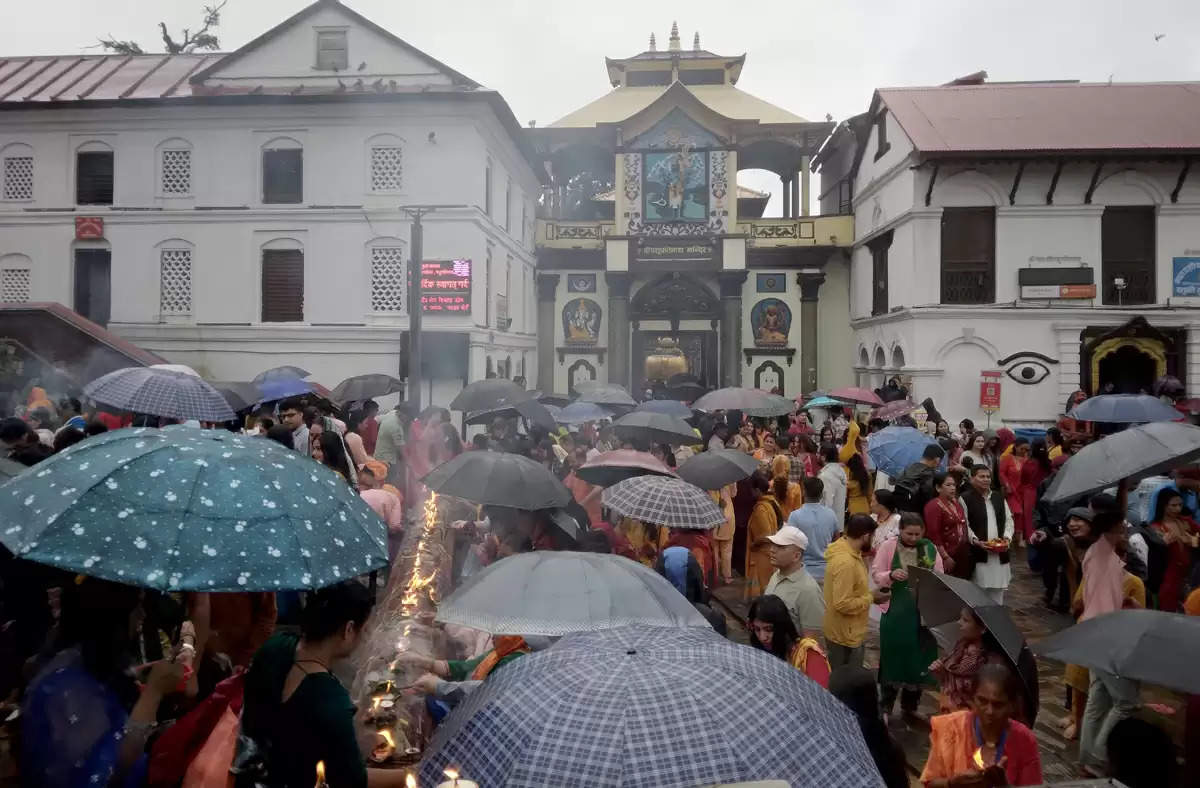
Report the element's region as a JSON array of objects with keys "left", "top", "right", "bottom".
[{"left": 711, "top": 546, "right": 1184, "bottom": 784}]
